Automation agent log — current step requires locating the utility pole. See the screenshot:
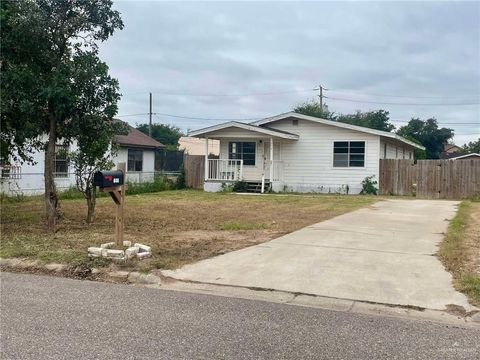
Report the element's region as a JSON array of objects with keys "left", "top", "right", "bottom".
[
  {"left": 149, "top": 92, "right": 152, "bottom": 137},
  {"left": 318, "top": 85, "right": 323, "bottom": 113}
]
